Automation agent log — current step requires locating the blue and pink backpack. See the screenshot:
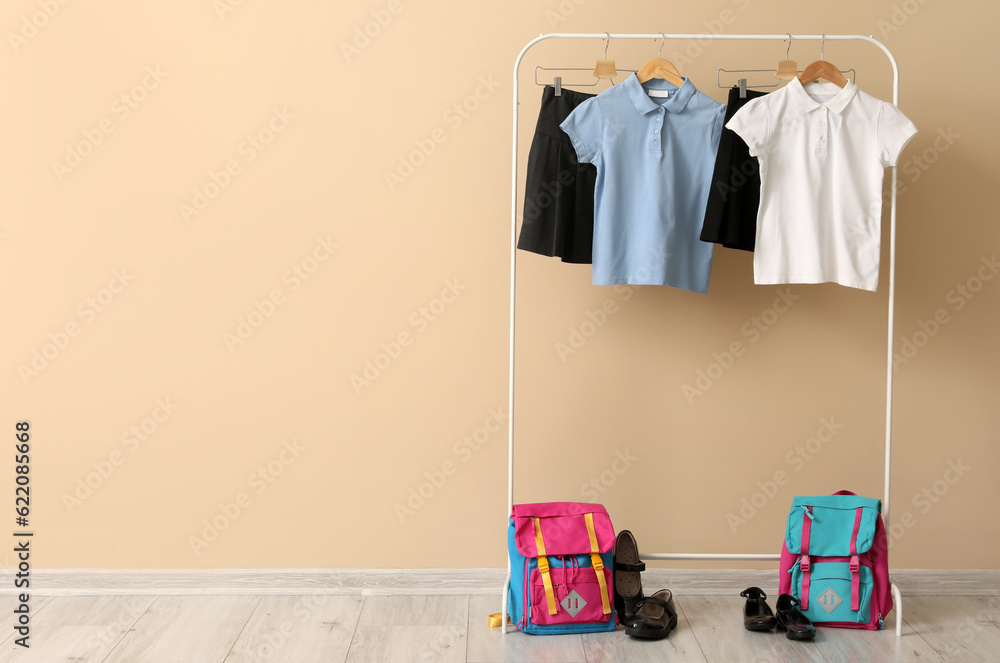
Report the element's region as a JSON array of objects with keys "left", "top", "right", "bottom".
[
  {"left": 779, "top": 490, "right": 893, "bottom": 630},
  {"left": 506, "top": 502, "right": 617, "bottom": 634}
]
